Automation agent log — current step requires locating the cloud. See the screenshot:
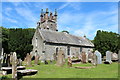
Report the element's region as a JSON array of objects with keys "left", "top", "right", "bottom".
[
  {"left": 58, "top": 5, "right": 117, "bottom": 40},
  {"left": 58, "top": 2, "right": 70, "bottom": 10},
  {"left": 15, "top": 7, "right": 37, "bottom": 22},
  {"left": 3, "top": 17, "right": 18, "bottom": 23}
]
